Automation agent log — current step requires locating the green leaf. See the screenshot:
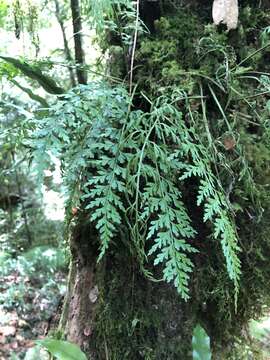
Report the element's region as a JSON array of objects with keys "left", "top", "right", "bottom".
[
  {"left": 36, "top": 339, "right": 88, "bottom": 360},
  {"left": 192, "top": 325, "right": 212, "bottom": 360}
]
